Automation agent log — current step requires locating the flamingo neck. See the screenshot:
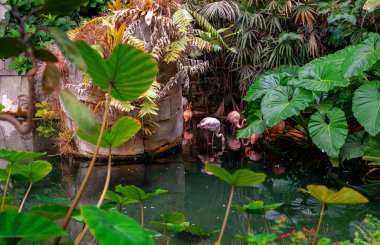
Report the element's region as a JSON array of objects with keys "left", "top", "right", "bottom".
[{"left": 236, "top": 119, "right": 246, "bottom": 129}]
